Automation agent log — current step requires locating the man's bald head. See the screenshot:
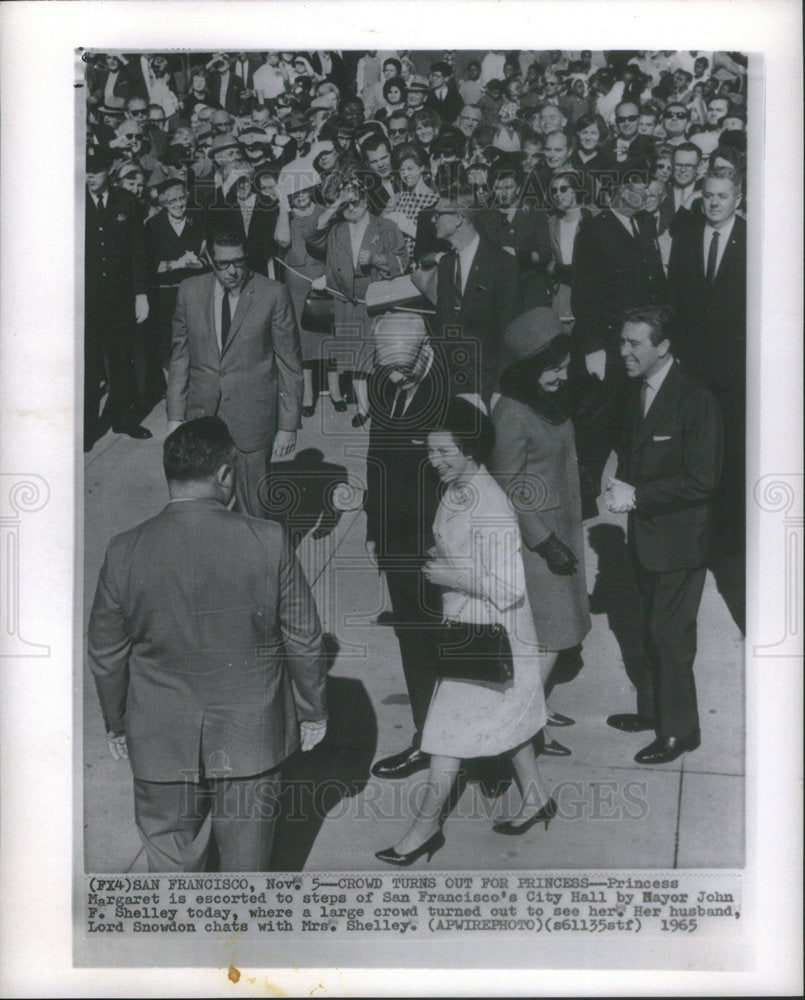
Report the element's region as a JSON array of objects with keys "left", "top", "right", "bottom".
[{"left": 373, "top": 314, "right": 430, "bottom": 385}]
